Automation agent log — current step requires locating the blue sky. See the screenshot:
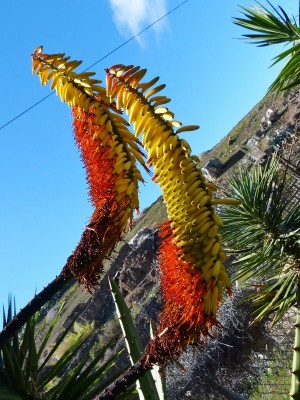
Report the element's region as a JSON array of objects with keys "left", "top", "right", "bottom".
[{"left": 0, "top": 0, "right": 298, "bottom": 318}]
